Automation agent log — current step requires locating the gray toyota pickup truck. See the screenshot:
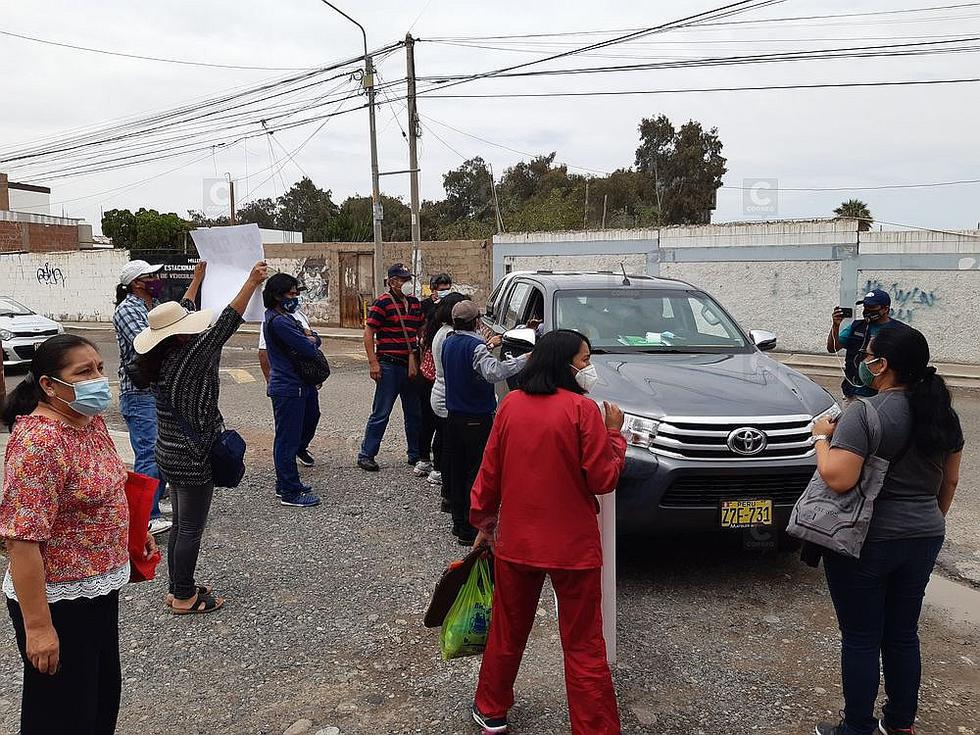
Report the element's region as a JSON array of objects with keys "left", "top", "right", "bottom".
[{"left": 482, "top": 271, "right": 839, "bottom": 539}]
